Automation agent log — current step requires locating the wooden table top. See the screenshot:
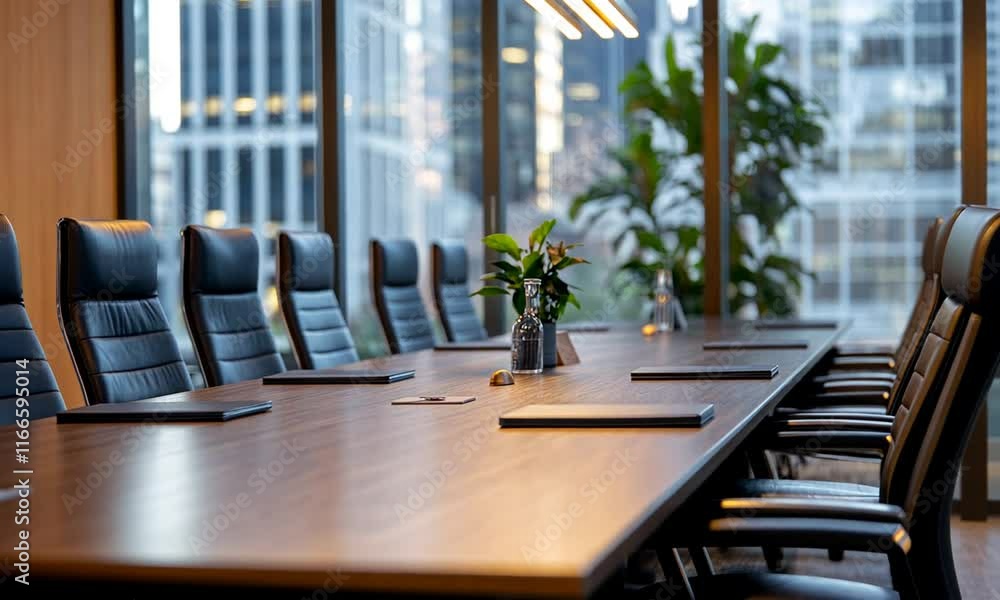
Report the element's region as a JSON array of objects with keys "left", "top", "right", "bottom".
[{"left": 0, "top": 319, "right": 844, "bottom": 598}]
